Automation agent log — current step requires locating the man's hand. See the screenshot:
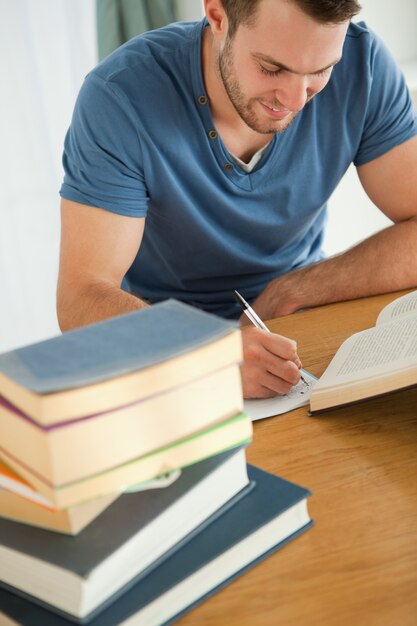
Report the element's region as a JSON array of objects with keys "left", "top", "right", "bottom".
[{"left": 240, "top": 327, "right": 302, "bottom": 398}]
